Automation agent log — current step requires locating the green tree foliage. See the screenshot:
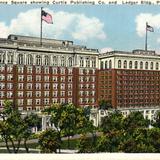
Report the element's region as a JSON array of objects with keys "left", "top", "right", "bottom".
[
  {"left": 98, "top": 100, "right": 112, "bottom": 110},
  {"left": 100, "top": 110, "right": 124, "bottom": 133},
  {"left": 77, "top": 134, "right": 97, "bottom": 153},
  {"left": 42, "top": 103, "right": 95, "bottom": 151},
  {"left": 152, "top": 111, "right": 160, "bottom": 128},
  {"left": 123, "top": 111, "right": 150, "bottom": 132},
  {"left": 38, "top": 129, "right": 60, "bottom": 153},
  {"left": 0, "top": 100, "right": 39, "bottom": 153},
  {"left": 120, "top": 129, "right": 155, "bottom": 153}
]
